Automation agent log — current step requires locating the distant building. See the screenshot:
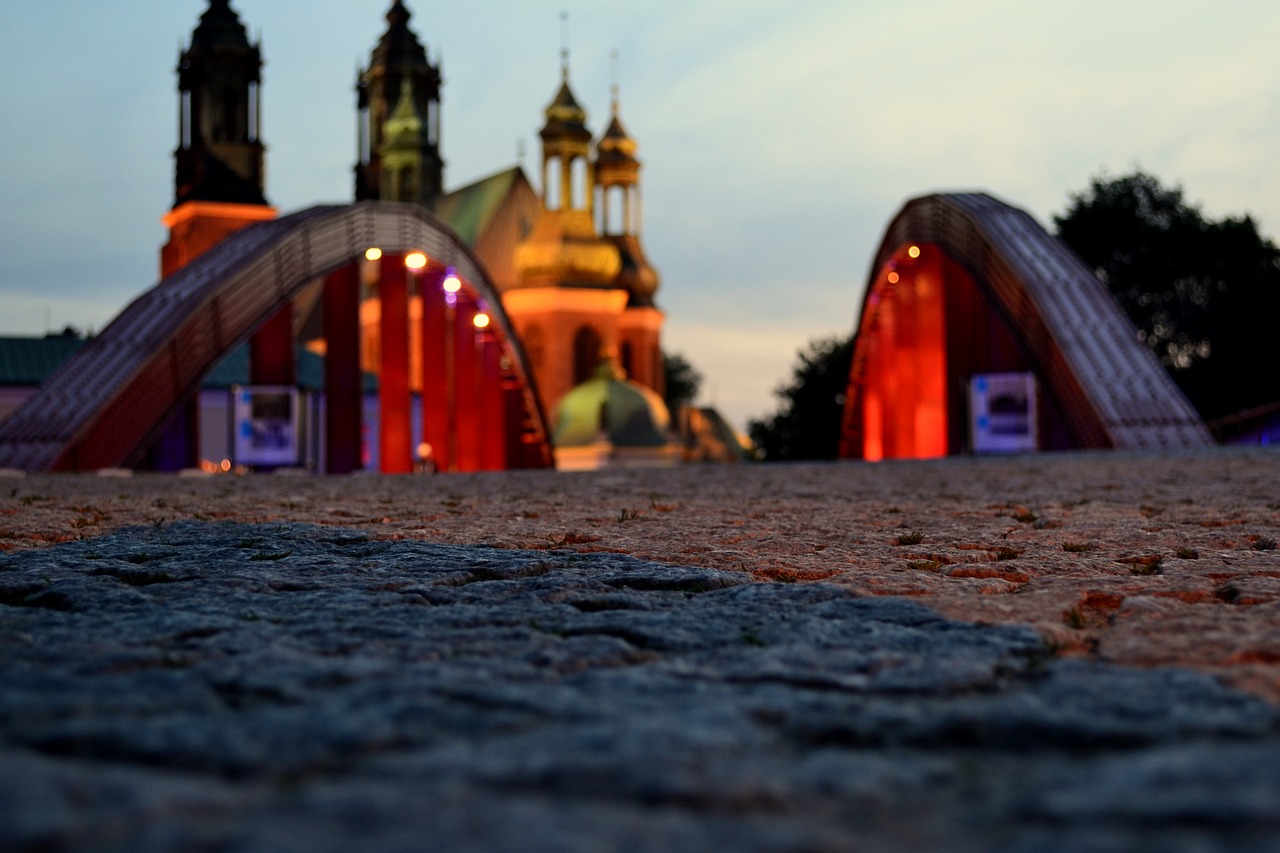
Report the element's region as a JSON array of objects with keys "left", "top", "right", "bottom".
[{"left": 350, "top": 2, "right": 667, "bottom": 465}]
